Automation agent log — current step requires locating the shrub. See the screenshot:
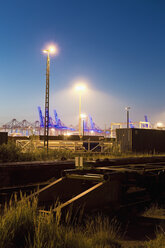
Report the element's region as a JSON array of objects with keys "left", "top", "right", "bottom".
[
  {"left": 0, "top": 141, "right": 22, "bottom": 162},
  {"left": 0, "top": 141, "right": 74, "bottom": 162}
]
